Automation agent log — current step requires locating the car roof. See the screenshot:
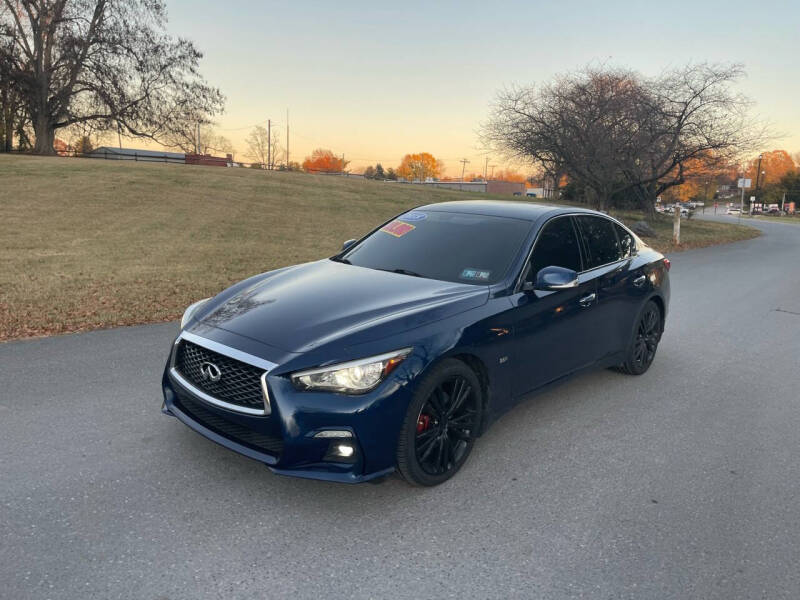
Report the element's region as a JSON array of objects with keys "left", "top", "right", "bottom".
[{"left": 415, "top": 200, "right": 600, "bottom": 221}]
